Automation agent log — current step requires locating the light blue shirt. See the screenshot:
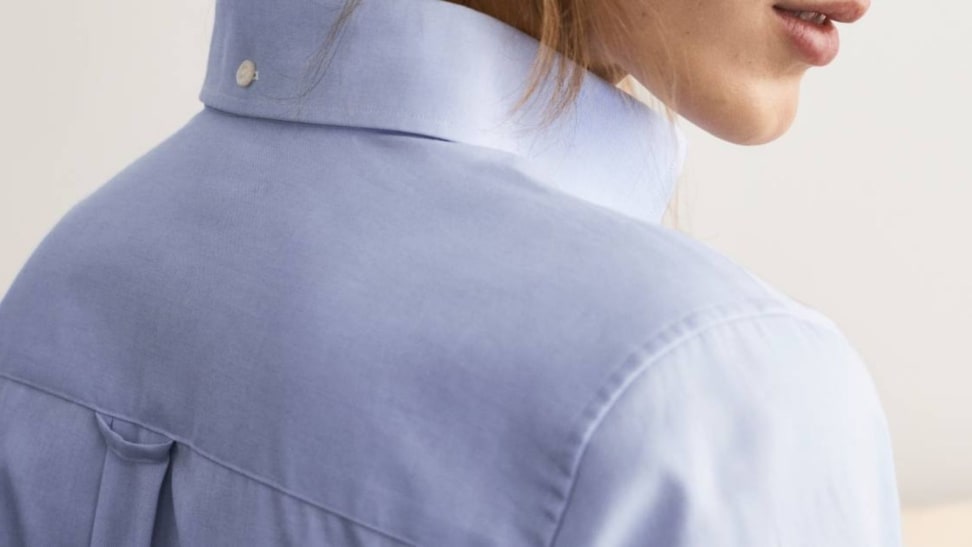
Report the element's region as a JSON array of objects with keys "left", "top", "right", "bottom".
[{"left": 0, "top": 0, "right": 902, "bottom": 545}]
